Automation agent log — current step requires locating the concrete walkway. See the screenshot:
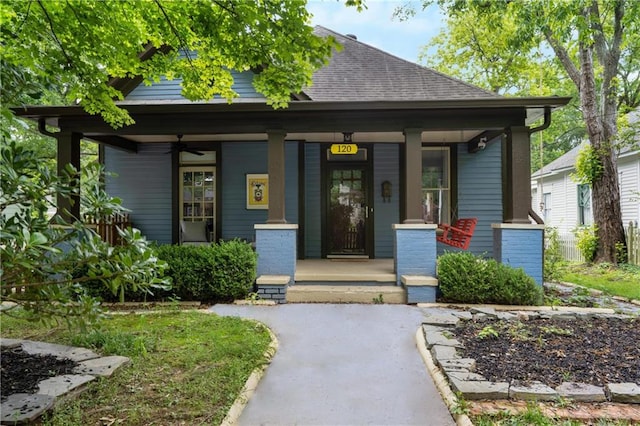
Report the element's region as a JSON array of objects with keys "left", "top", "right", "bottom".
[{"left": 210, "top": 304, "right": 455, "bottom": 426}]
